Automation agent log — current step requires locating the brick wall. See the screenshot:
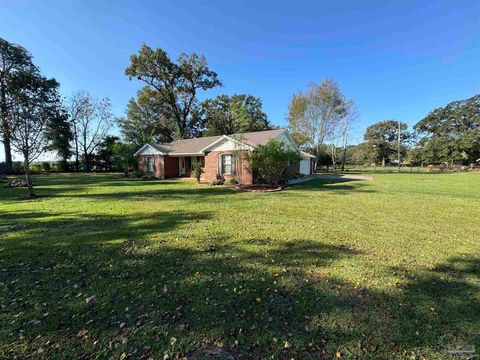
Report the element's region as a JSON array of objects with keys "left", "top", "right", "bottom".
[
  {"left": 154, "top": 155, "right": 164, "bottom": 178},
  {"left": 164, "top": 156, "right": 179, "bottom": 178},
  {"left": 138, "top": 156, "right": 146, "bottom": 173},
  {"left": 204, "top": 150, "right": 252, "bottom": 185},
  {"left": 137, "top": 155, "right": 165, "bottom": 178}
]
